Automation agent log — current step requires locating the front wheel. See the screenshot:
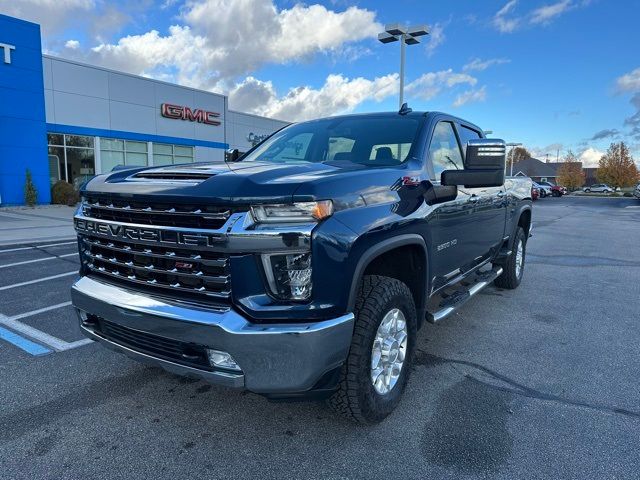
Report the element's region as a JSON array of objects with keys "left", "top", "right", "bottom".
[
  {"left": 494, "top": 227, "right": 527, "bottom": 289},
  {"left": 328, "top": 275, "right": 417, "bottom": 424},
  {"left": 584, "top": 189, "right": 591, "bottom": 193}
]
